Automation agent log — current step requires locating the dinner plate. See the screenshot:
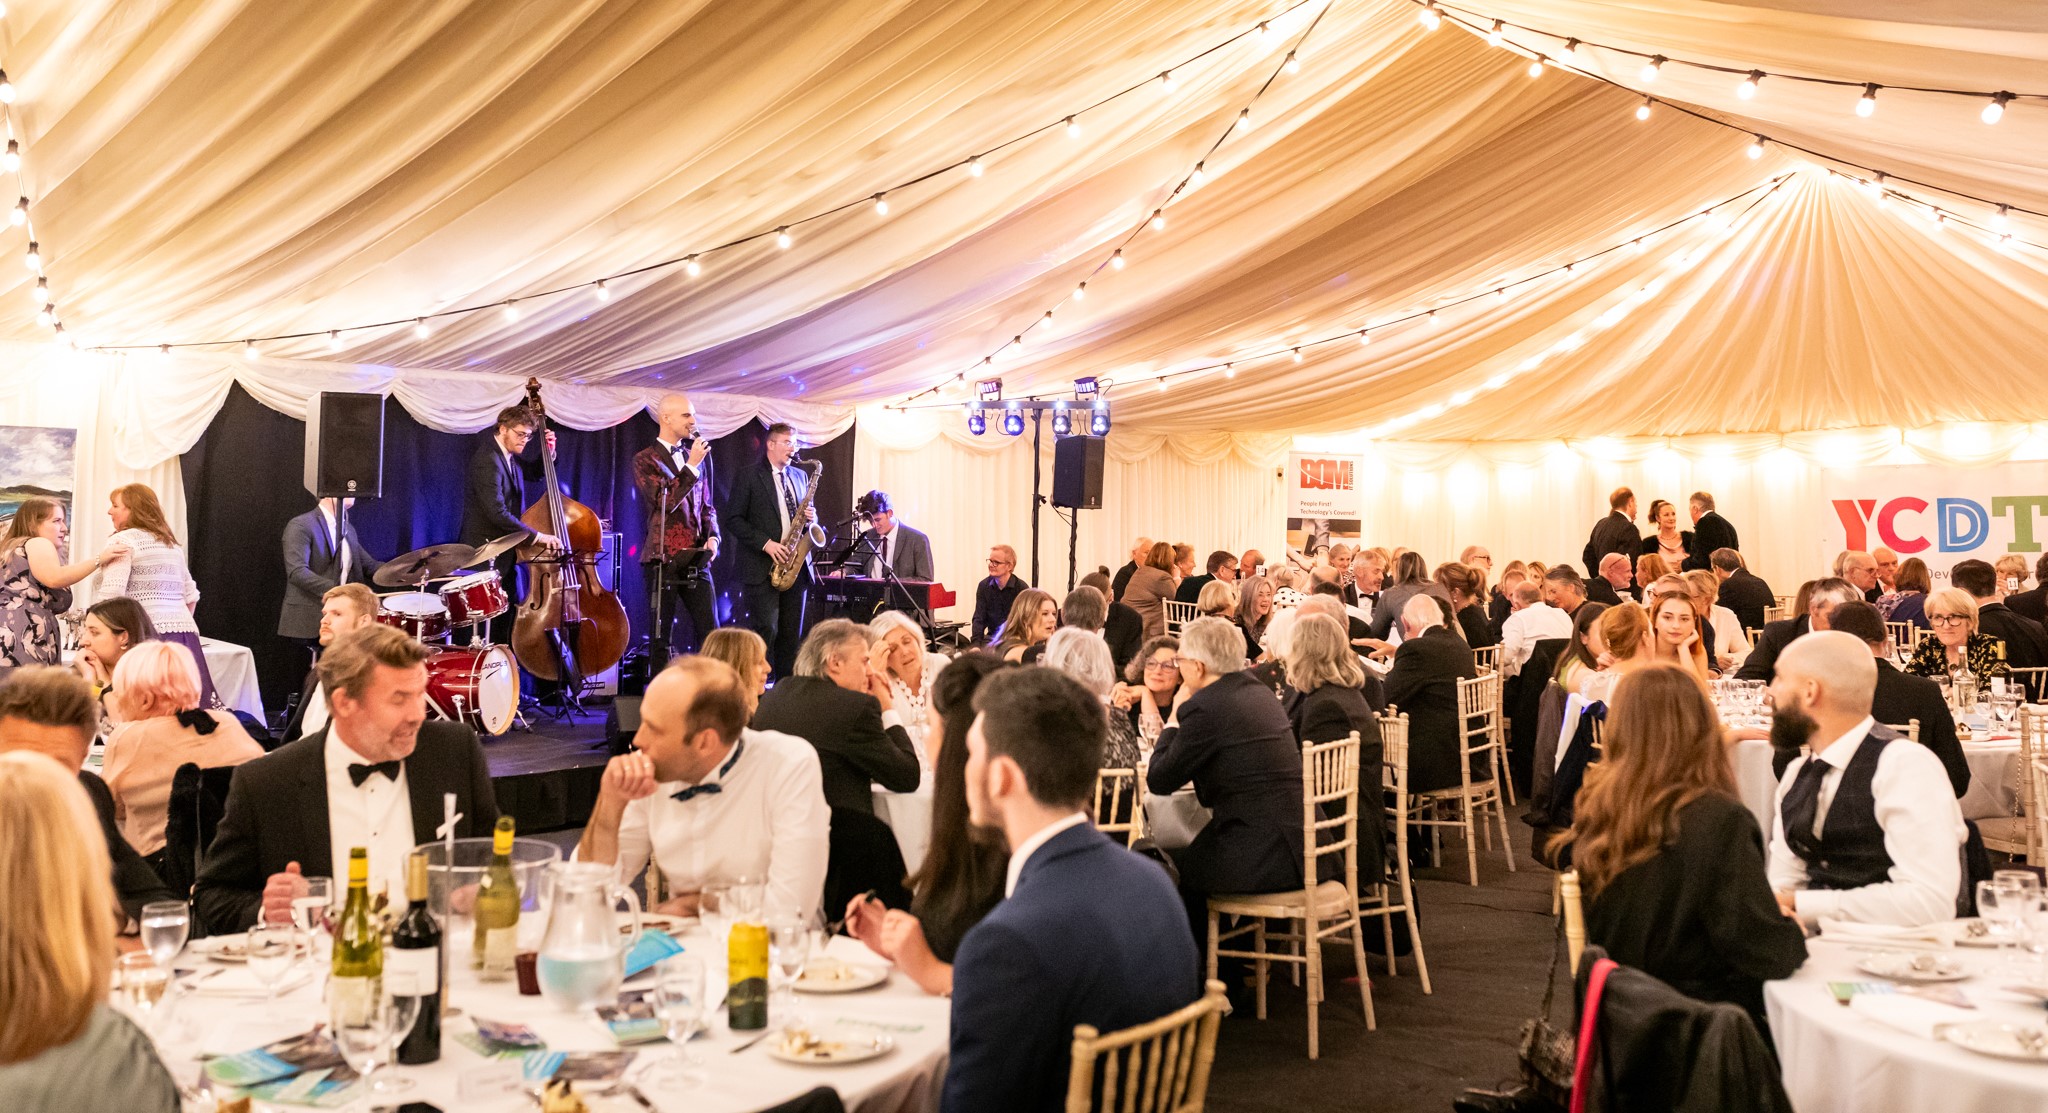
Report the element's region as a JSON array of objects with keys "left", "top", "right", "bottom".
[
  {"left": 1947, "top": 919, "right": 2004, "bottom": 948},
  {"left": 765, "top": 1030, "right": 896, "bottom": 1065},
  {"left": 1855, "top": 952, "right": 1969, "bottom": 983},
  {"left": 187, "top": 936, "right": 249, "bottom": 963},
  {"left": 1943, "top": 1021, "right": 2048, "bottom": 1062},
  {"left": 794, "top": 961, "right": 889, "bottom": 994}
]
